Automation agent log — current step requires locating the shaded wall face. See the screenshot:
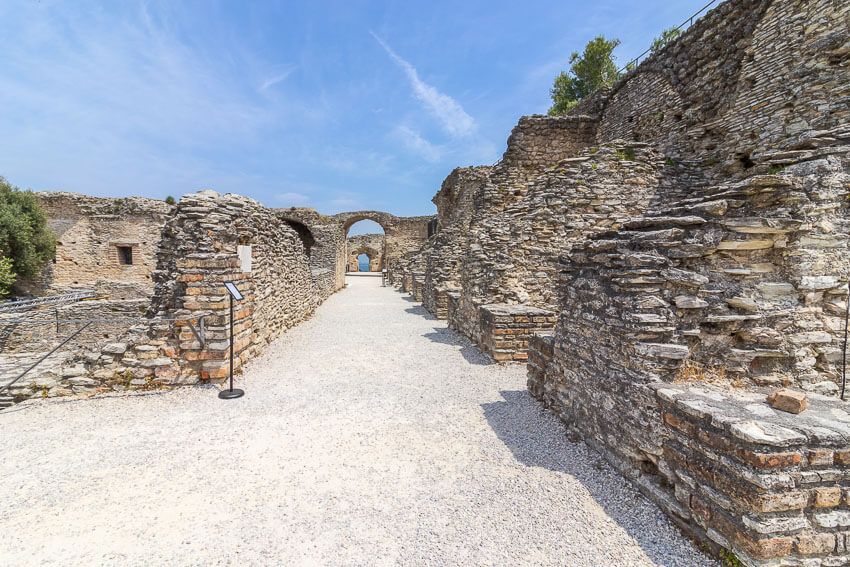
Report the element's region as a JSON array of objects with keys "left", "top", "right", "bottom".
[
  {"left": 25, "top": 193, "right": 170, "bottom": 299},
  {"left": 277, "top": 210, "right": 347, "bottom": 300}
]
